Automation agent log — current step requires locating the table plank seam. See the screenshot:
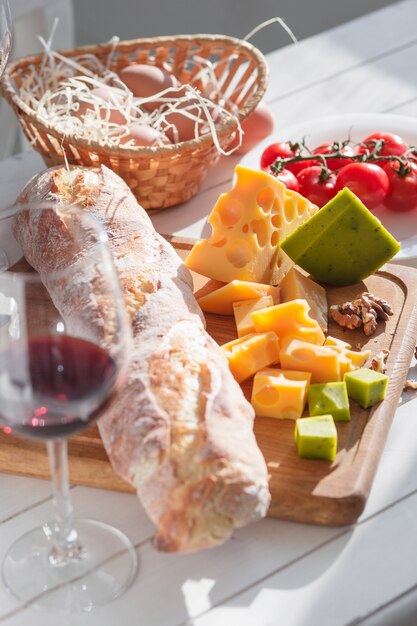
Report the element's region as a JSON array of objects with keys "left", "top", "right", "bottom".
[
  {"left": 383, "top": 96, "right": 417, "bottom": 113},
  {"left": 0, "top": 484, "right": 77, "bottom": 526},
  {"left": 0, "top": 535, "right": 153, "bottom": 623},
  {"left": 345, "top": 579, "right": 417, "bottom": 626},
  {"left": 265, "top": 36, "right": 417, "bottom": 106}
]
